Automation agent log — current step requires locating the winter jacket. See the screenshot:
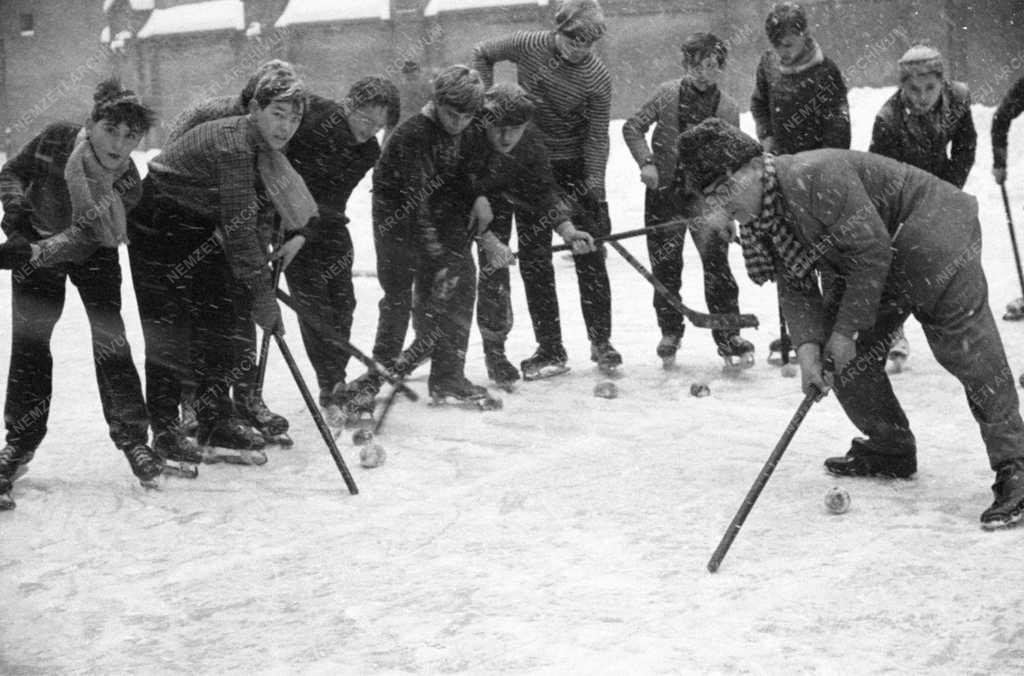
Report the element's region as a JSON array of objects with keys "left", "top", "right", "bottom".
[
  {"left": 0, "top": 122, "right": 142, "bottom": 259},
  {"left": 771, "top": 149, "right": 980, "bottom": 347},
  {"left": 165, "top": 96, "right": 244, "bottom": 144},
  {"left": 623, "top": 80, "right": 740, "bottom": 190},
  {"left": 472, "top": 30, "right": 611, "bottom": 200},
  {"left": 869, "top": 81, "right": 976, "bottom": 188},
  {"left": 750, "top": 39, "right": 851, "bottom": 154},
  {"left": 992, "top": 75, "right": 1024, "bottom": 170}
]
